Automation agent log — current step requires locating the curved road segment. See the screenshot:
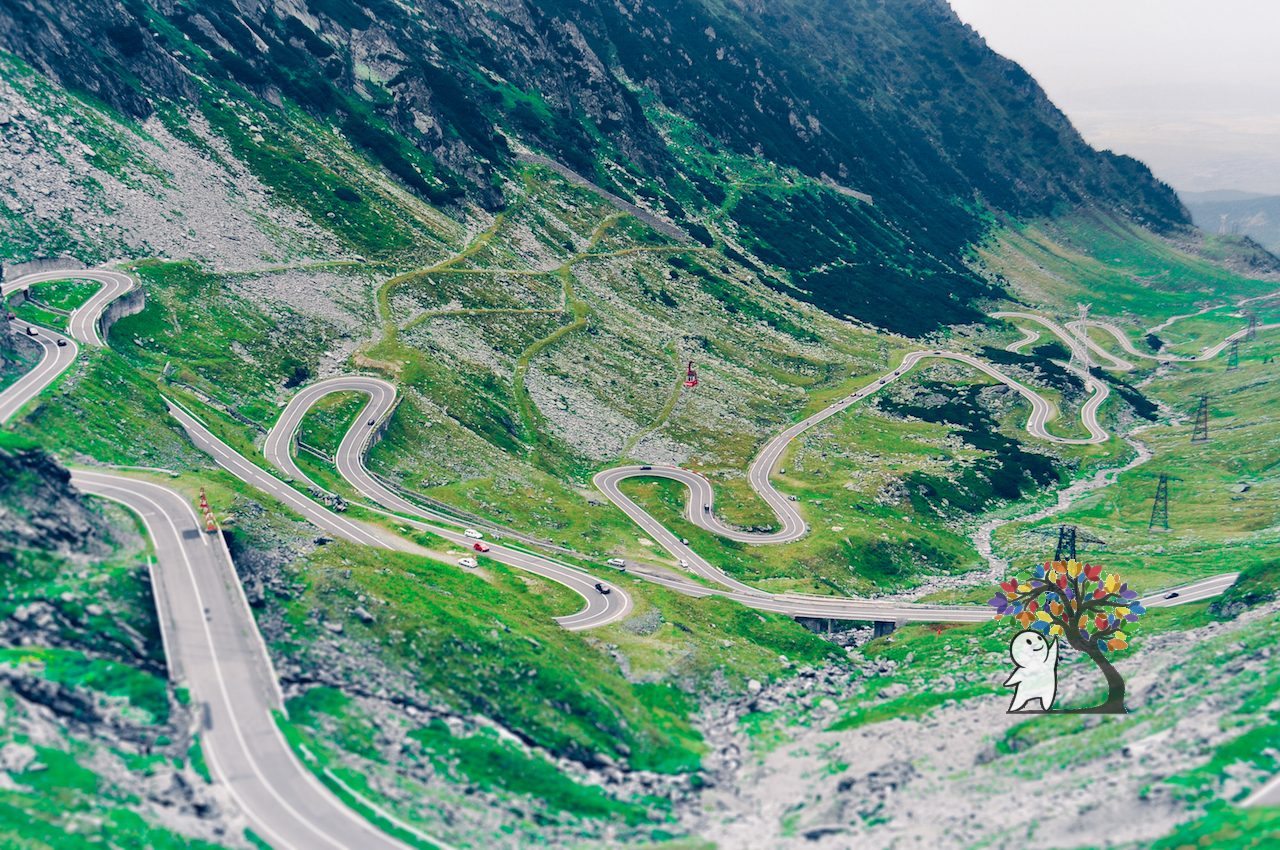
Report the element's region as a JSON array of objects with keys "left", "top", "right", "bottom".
[
  {"left": 258, "top": 366, "right": 1225, "bottom": 626},
  {"left": 0, "top": 322, "right": 76, "bottom": 423},
  {"left": 596, "top": 346, "right": 1110, "bottom": 560},
  {"left": 1, "top": 269, "right": 133, "bottom": 423},
  {"left": 257, "top": 376, "right": 633, "bottom": 630},
  {"left": 1073, "top": 318, "right": 1280, "bottom": 366},
  {"left": 71, "top": 470, "right": 414, "bottom": 850}
]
